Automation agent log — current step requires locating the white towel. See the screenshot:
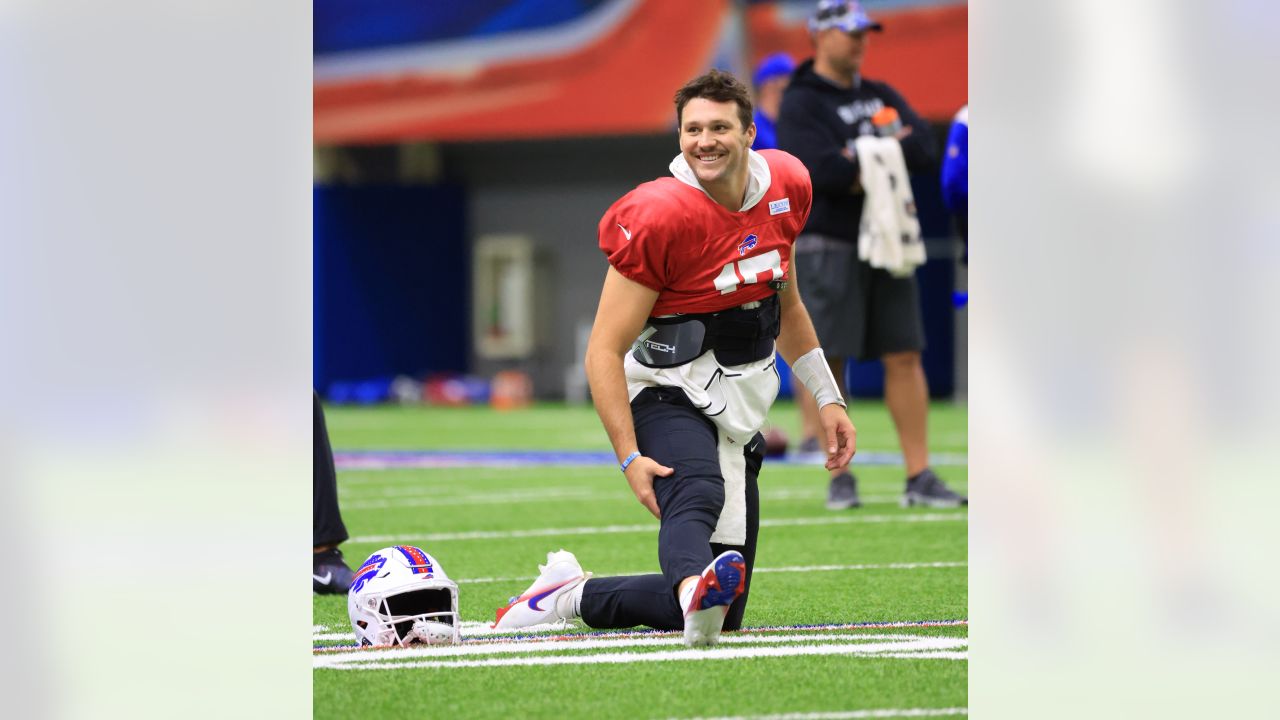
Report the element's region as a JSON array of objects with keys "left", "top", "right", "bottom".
[{"left": 854, "top": 135, "right": 925, "bottom": 277}]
